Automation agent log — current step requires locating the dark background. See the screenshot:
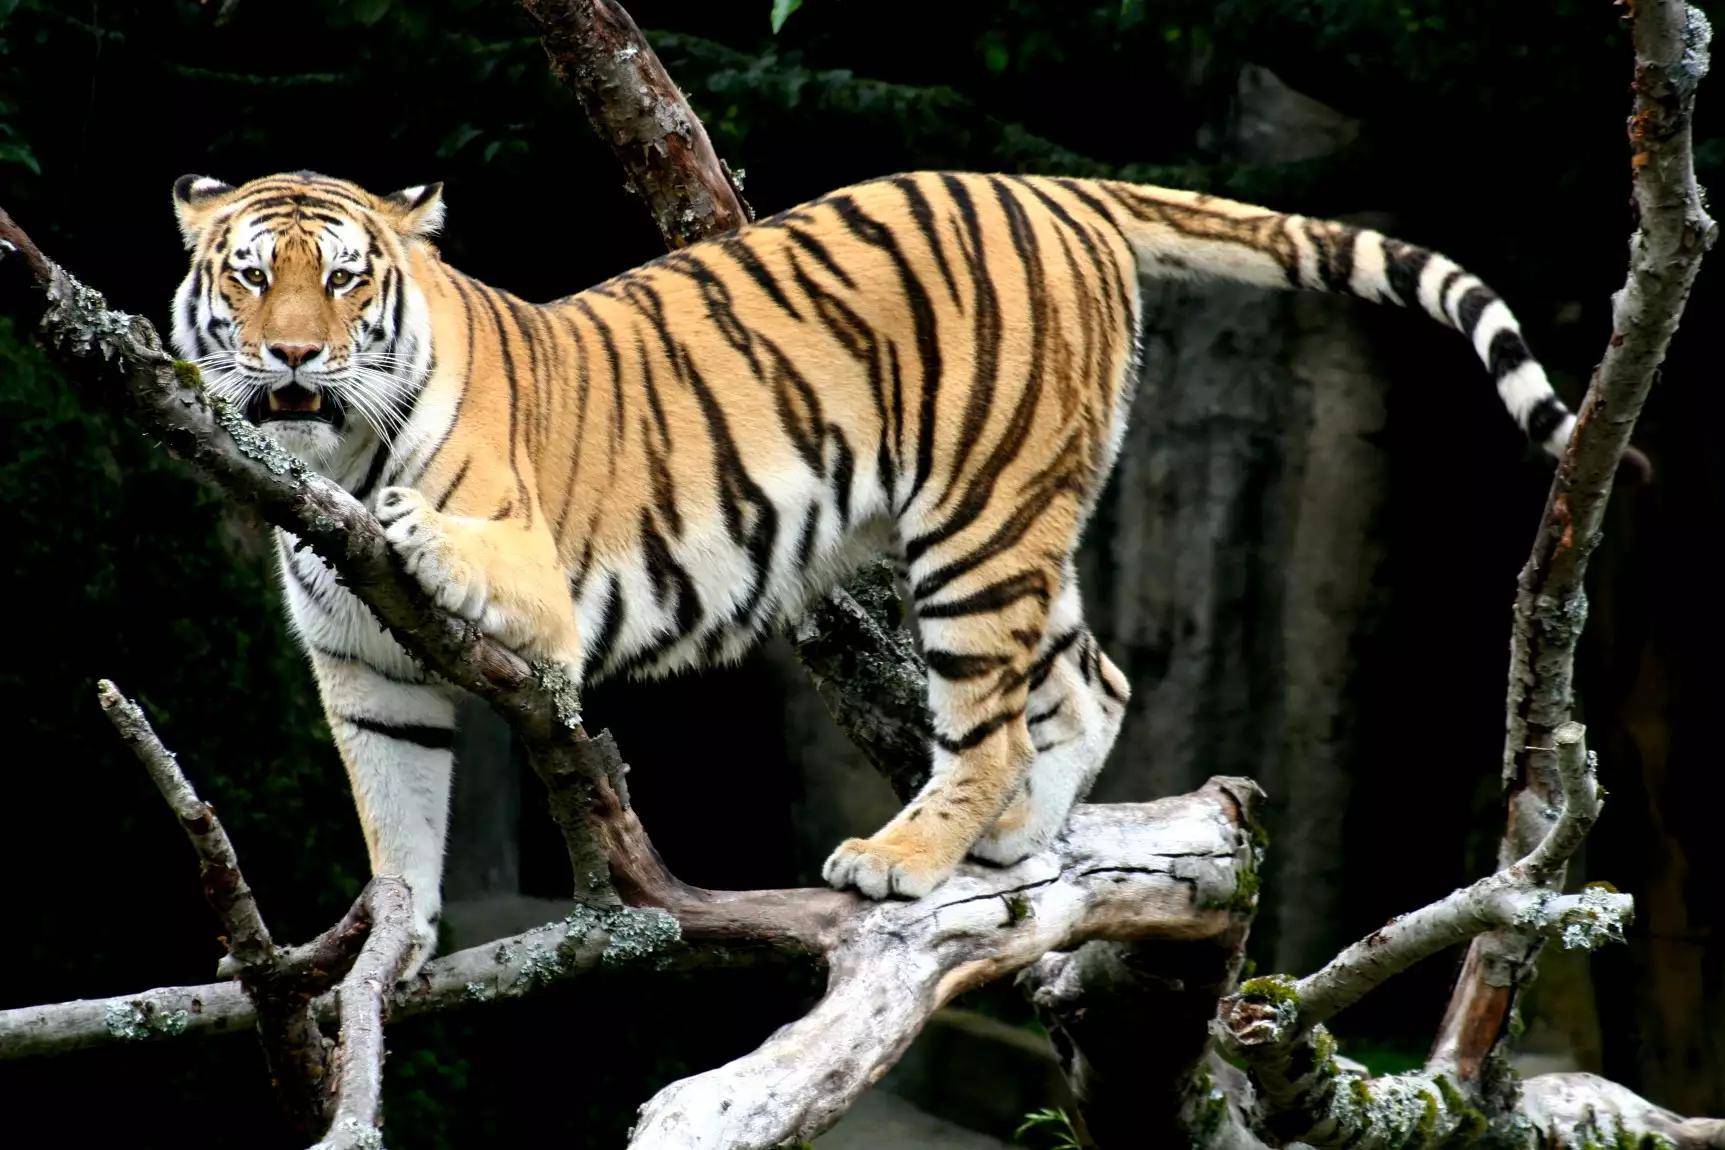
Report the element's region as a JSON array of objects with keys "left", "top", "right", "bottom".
[{"left": 0, "top": 1, "right": 1719, "bottom": 1145}]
